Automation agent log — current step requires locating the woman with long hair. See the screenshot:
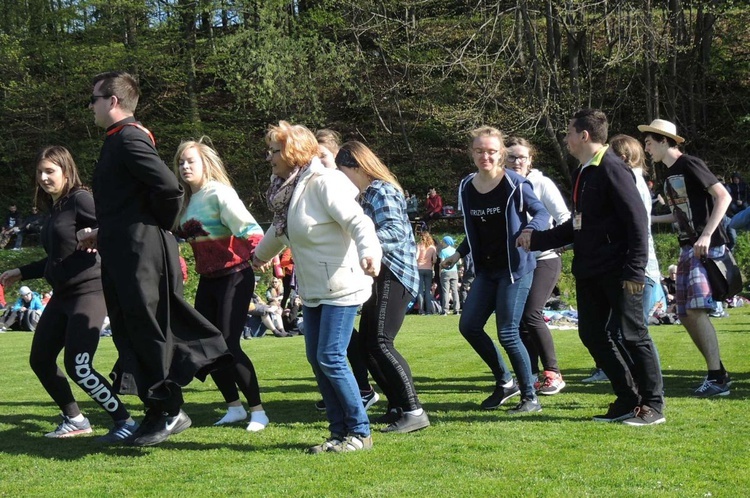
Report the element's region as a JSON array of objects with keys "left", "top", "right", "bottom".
[
  {"left": 335, "top": 140, "right": 429, "bottom": 433},
  {"left": 416, "top": 231, "right": 437, "bottom": 314},
  {"left": 505, "top": 136, "right": 571, "bottom": 395},
  {"left": 173, "top": 137, "right": 268, "bottom": 432},
  {"left": 442, "top": 126, "right": 550, "bottom": 413},
  {"left": 0, "top": 146, "right": 136, "bottom": 441},
  {"left": 252, "top": 121, "right": 382, "bottom": 453}
]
